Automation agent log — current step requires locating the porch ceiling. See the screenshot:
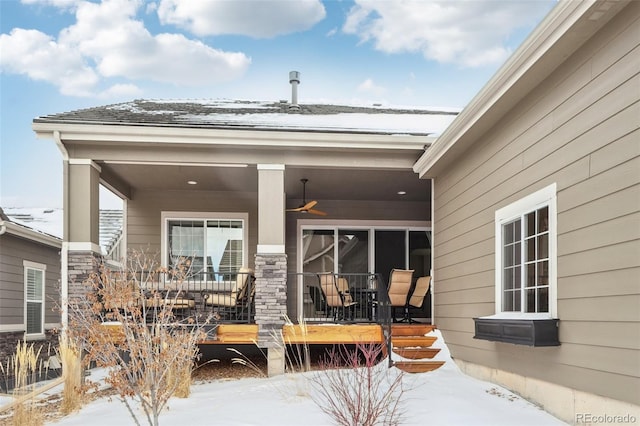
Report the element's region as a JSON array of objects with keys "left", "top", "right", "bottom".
[{"left": 99, "top": 163, "right": 430, "bottom": 202}]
